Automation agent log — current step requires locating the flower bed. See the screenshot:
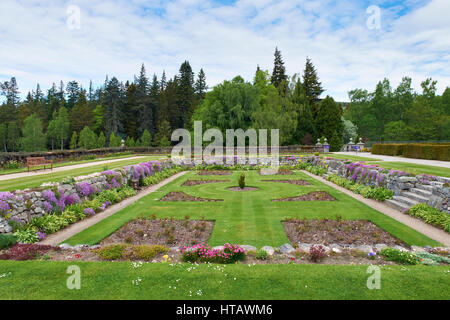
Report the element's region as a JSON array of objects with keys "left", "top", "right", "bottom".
[
  {"left": 181, "top": 243, "right": 245, "bottom": 264},
  {"left": 405, "top": 204, "right": 450, "bottom": 232},
  {"left": 0, "top": 160, "right": 185, "bottom": 243}
]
